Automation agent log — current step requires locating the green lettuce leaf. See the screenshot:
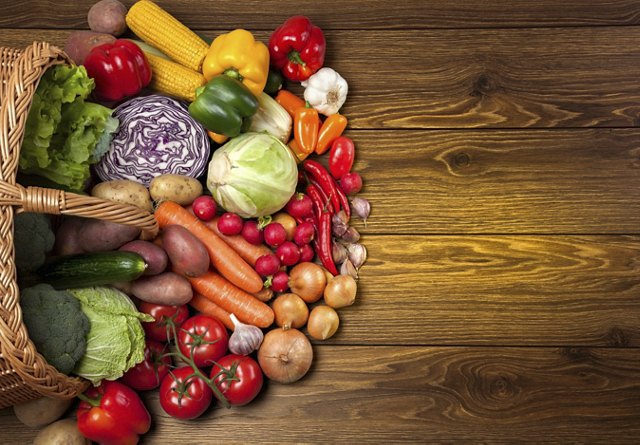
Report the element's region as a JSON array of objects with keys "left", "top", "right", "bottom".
[{"left": 19, "top": 65, "right": 117, "bottom": 191}]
